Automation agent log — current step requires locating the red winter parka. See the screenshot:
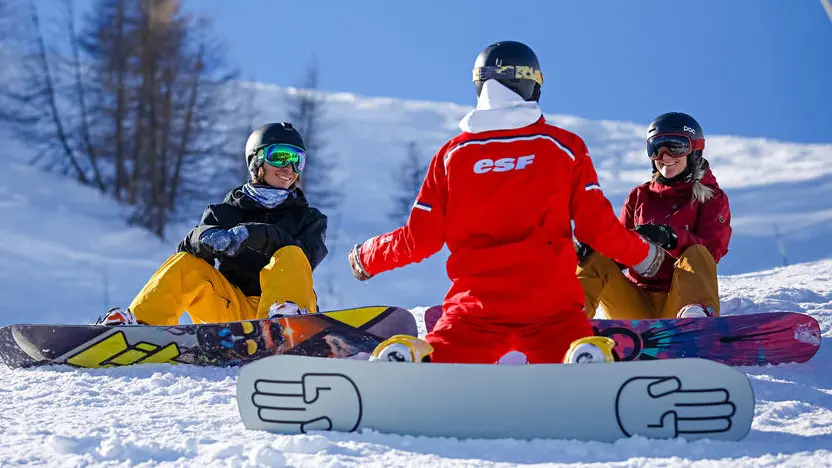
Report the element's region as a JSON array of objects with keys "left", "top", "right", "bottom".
[
  {"left": 621, "top": 163, "right": 731, "bottom": 291},
  {"left": 358, "top": 81, "right": 652, "bottom": 325}
]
